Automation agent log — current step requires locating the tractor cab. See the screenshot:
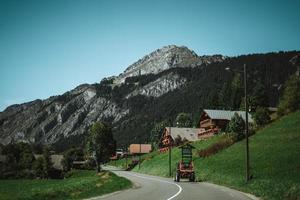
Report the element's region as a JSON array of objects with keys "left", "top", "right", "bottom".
[{"left": 174, "top": 143, "right": 195, "bottom": 182}]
